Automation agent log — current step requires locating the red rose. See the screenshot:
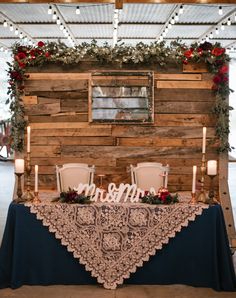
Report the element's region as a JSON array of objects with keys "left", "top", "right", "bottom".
[
  {"left": 197, "top": 47, "right": 203, "bottom": 55},
  {"left": 45, "top": 52, "right": 50, "bottom": 58},
  {"left": 18, "top": 62, "right": 26, "bottom": 68},
  {"left": 183, "top": 59, "right": 188, "bottom": 65},
  {"left": 184, "top": 49, "right": 193, "bottom": 58},
  {"left": 212, "top": 48, "right": 225, "bottom": 57},
  {"left": 17, "top": 52, "right": 27, "bottom": 60},
  {"left": 223, "top": 76, "right": 228, "bottom": 82},
  {"left": 213, "top": 75, "right": 222, "bottom": 84},
  {"left": 37, "top": 41, "right": 45, "bottom": 47},
  {"left": 219, "top": 65, "right": 228, "bottom": 74}
]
